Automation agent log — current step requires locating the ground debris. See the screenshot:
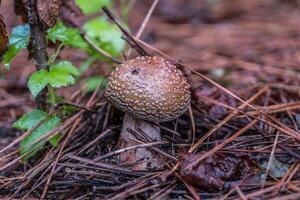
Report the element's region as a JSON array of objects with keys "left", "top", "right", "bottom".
[{"left": 179, "top": 151, "right": 253, "bottom": 192}]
